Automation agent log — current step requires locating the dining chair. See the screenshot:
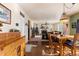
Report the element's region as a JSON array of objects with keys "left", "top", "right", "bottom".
[
  {"left": 48, "top": 33, "right": 61, "bottom": 55},
  {"left": 63, "top": 35, "right": 76, "bottom": 56}
]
